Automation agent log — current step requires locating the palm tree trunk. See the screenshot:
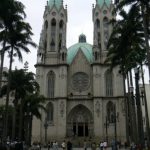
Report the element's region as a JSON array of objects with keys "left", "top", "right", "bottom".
[
  {"left": 0, "top": 41, "right": 6, "bottom": 91},
  {"left": 126, "top": 72, "right": 132, "bottom": 143},
  {"left": 122, "top": 71, "right": 129, "bottom": 143},
  {"left": 141, "top": 65, "right": 150, "bottom": 145},
  {"left": 29, "top": 115, "right": 33, "bottom": 146},
  {"left": 3, "top": 47, "right": 14, "bottom": 140},
  {"left": 19, "top": 100, "right": 23, "bottom": 140},
  {"left": 141, "top": 4, "right": 150, "bottom": 81},
  {"left": 129, "top": 70, "right": 138, "bottom": 143},
  {"left": 12, "top": 100, "right": 17, "bottom": 140}
]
